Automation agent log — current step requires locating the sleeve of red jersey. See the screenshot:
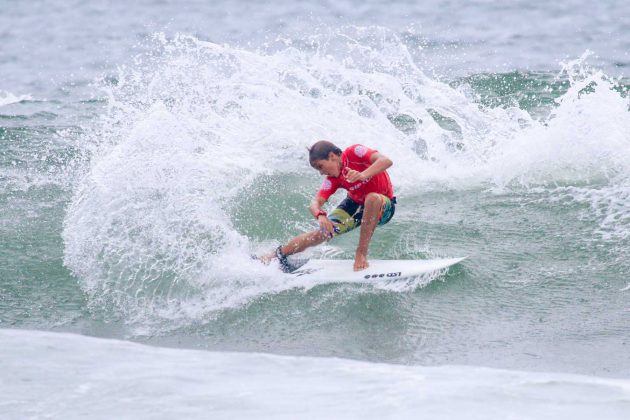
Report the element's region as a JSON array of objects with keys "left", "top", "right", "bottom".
[
  {"left": 317, "top": 177, "right": 339, "bottom": 201},
  {"left": 346, "top": 144, "right": 377, "bottom": 164}
]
